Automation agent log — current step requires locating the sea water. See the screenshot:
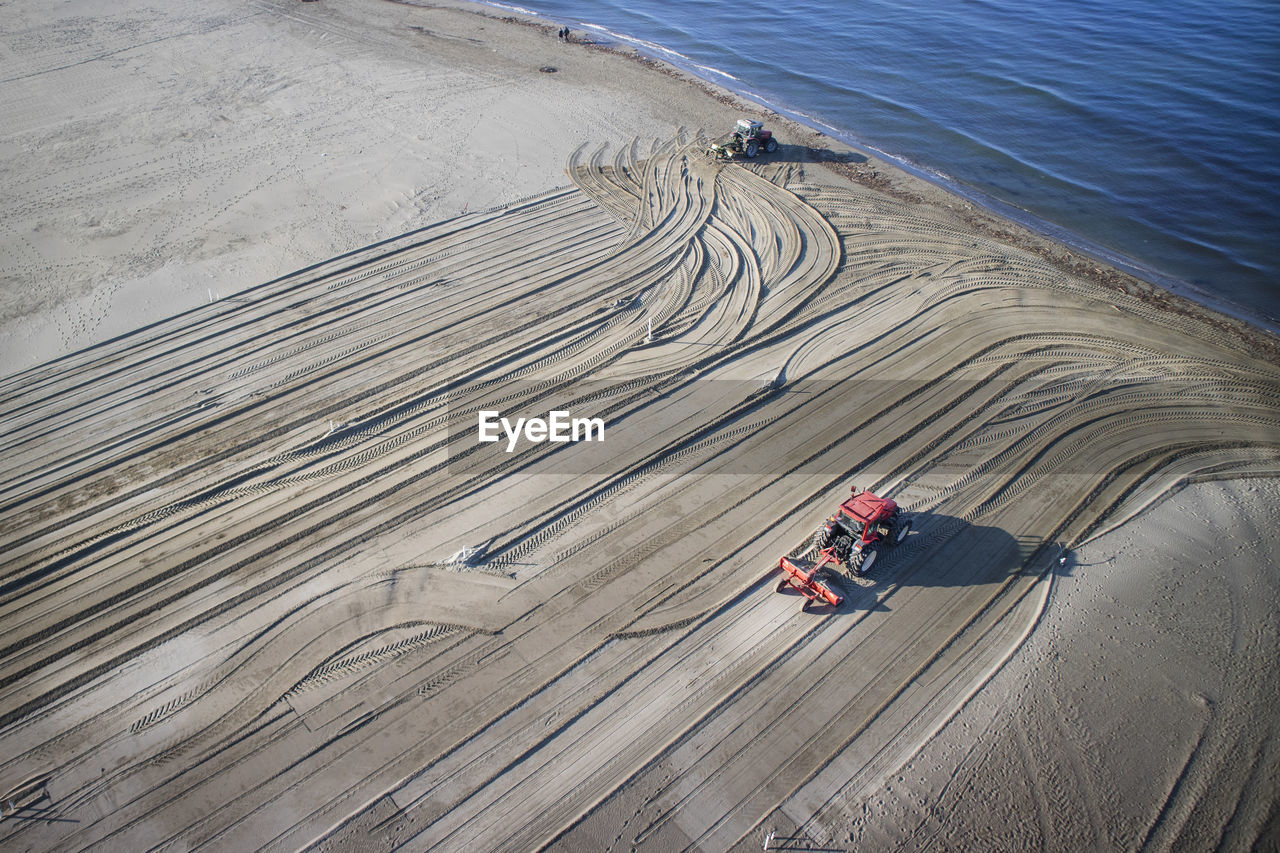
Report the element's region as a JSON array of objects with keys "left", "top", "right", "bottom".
[{"left": 490, "top": 0, "right": 1280, "bottom": 326}]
